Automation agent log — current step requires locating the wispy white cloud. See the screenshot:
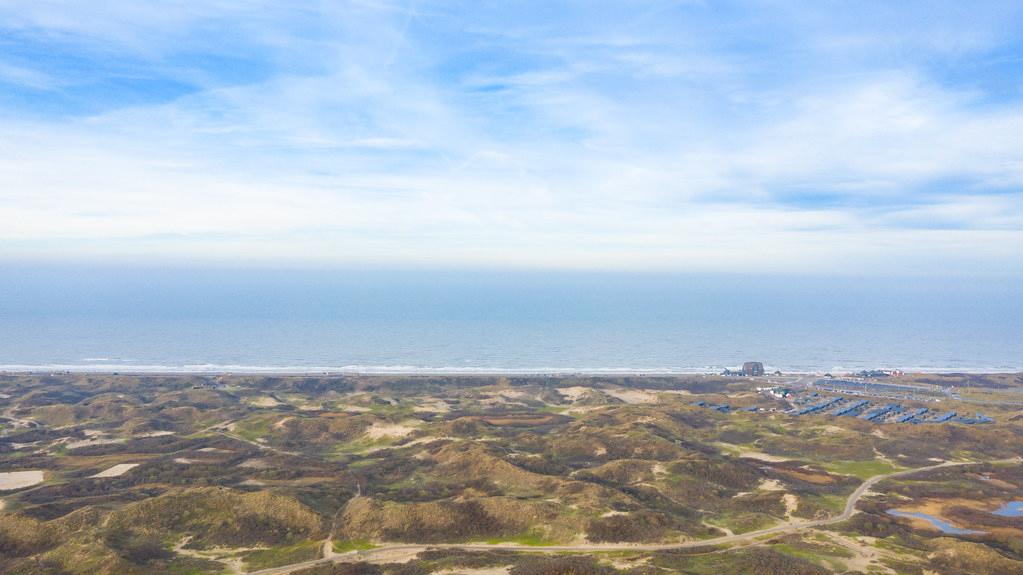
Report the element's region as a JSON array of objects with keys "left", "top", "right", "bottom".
[
  {"left": 0, "top": 1, "right": 1021, "bottom": 275},
  {"left": 0, "top": 60, "right": 59, "bottom": 89}
]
